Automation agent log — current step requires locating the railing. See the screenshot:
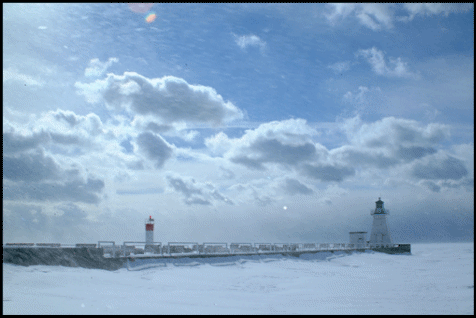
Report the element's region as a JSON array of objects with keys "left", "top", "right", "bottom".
[{"left": 3, "top": 242, "right": 406, "bottom": 256}]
